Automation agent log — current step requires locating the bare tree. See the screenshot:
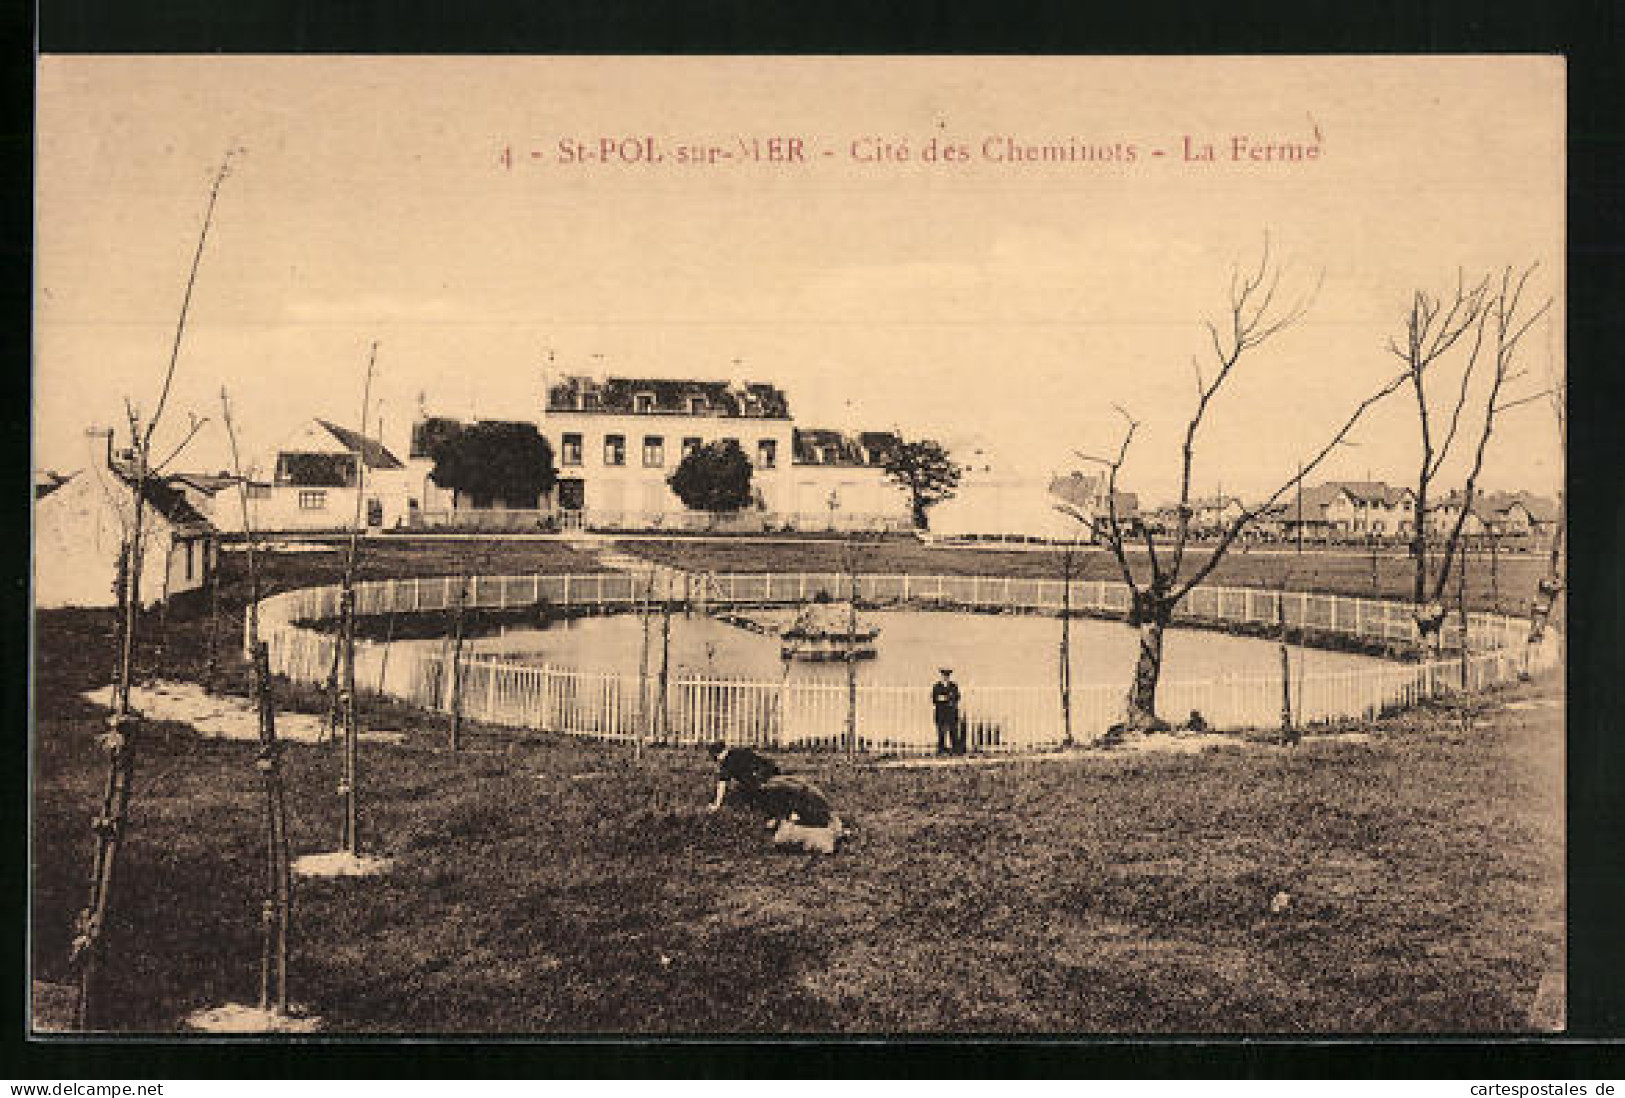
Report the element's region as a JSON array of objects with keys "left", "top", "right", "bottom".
[
  {"left": 221, "top": 387, "right": 295, "bottom": 1021},
  {"left": 1062, "top": 240, "right": 1407, "bottom": 732},
  {"left": 71, "top": 151, "right": 236, "bottom": 1029},
  {"left": 1390, "top": 264, "right": 1552, "bottom": 652}
]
